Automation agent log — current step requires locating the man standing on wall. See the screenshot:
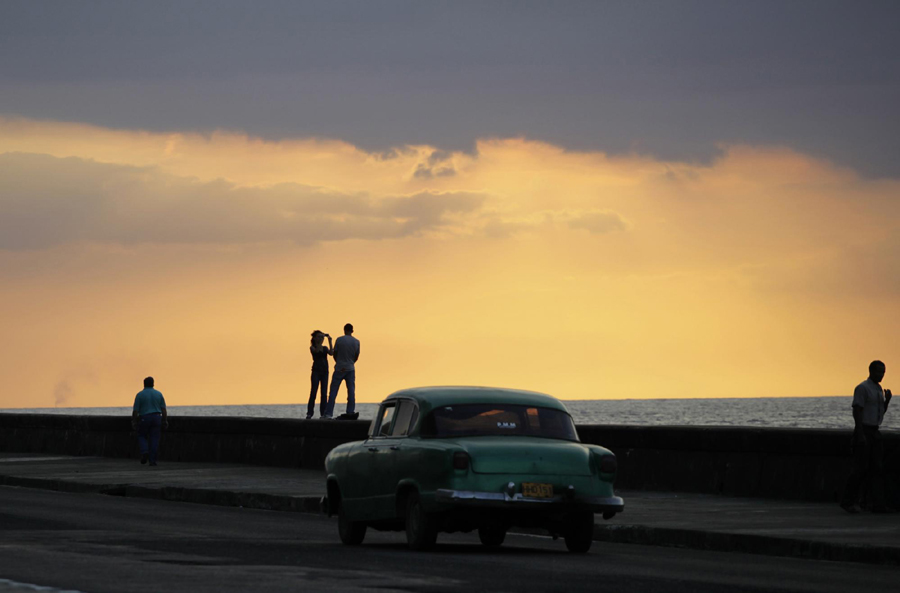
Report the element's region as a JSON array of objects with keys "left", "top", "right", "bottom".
[
  {"left": 841, "top": 360, "right": 893, "bottom": 513},
  {"left": 132, "top": 376, "right": 168, "bottom": 466},
  {"left": 325, "top": 323, "right": 360, "bottom": 419}
]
